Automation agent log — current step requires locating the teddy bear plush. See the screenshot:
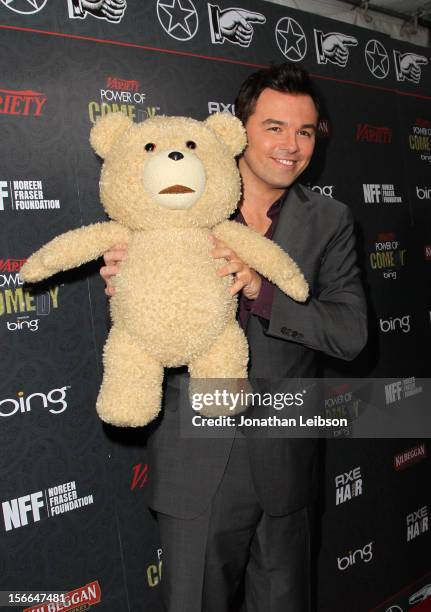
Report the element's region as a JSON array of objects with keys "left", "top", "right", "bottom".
[{"left": 20, "top": 112, "right": 308, "bottom": 427}]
